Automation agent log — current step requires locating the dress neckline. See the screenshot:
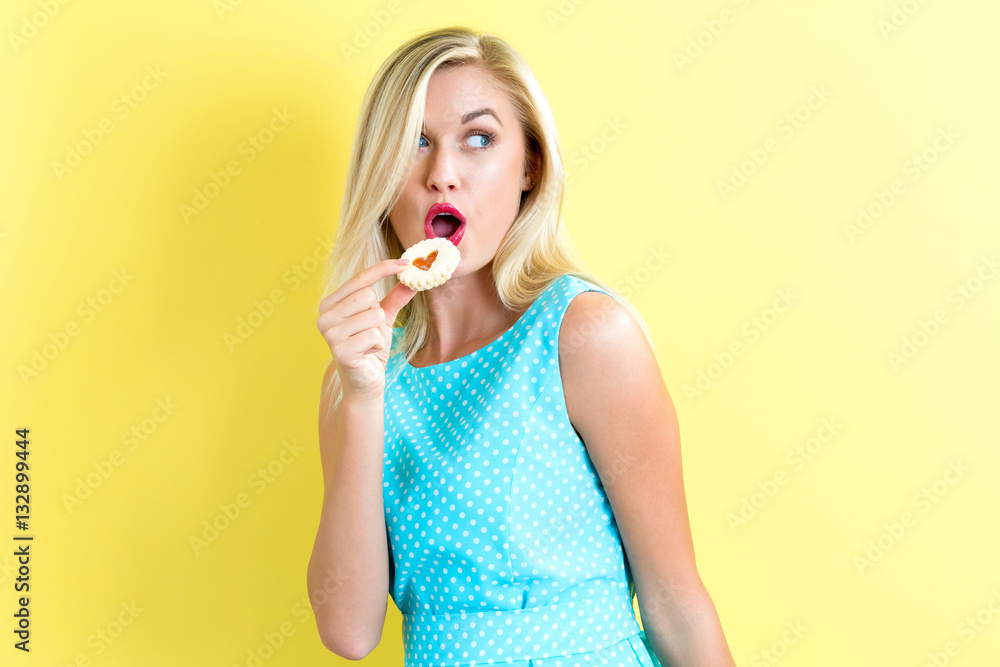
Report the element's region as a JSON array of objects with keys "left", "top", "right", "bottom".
[{"left": 403, "top": 275, "right": 564, "bottom": 371}]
